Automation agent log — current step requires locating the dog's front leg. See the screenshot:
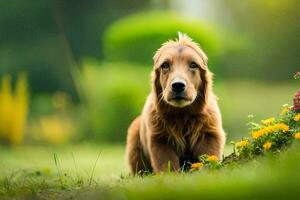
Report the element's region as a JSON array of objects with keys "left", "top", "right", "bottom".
[
  {"left": 149, "top": 138, "right": 180, "bottom": 173},
  {"left": 193, "top": 130, "right": 225, "bottom": 160}
]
